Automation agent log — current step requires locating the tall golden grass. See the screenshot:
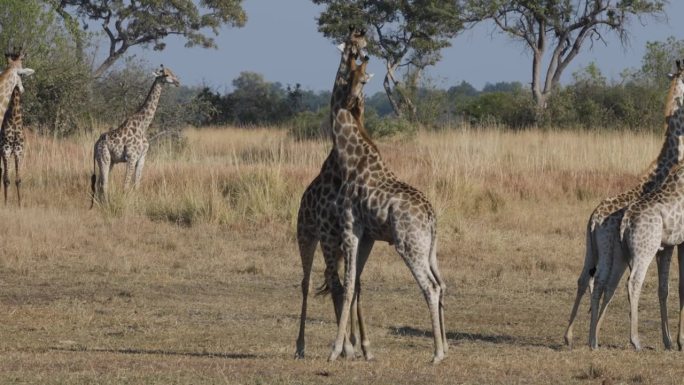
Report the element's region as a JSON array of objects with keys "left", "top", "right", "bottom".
[{"left": 19, "top": 125, "right": 659, "bottom": 229}]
